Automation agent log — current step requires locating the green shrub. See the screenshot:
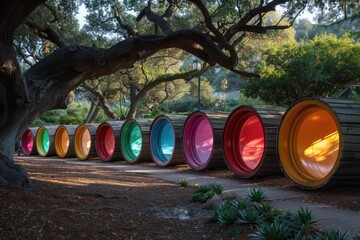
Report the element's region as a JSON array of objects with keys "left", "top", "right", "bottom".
[
  {"left": 247, "top": 188, "right": 266, "bottom": 203},
  {"left": 237, "top": 207, "right": 265, "bottom": 224},
  {"left": 191, "top": 183, "right": 224, "bottom": 203},
  {"left": 191, "top": 191, "right": 215, "bottom": 203},
  {"left": 58, "top": 115, "right": 82, "bottom": 125},
  {"left": 311, "top": 230, "right": 353, "bottom": 240},
  {"left": 249, "top": 220, "right": 291, "bottom": 240},
  {"left": 178, "top": 179, "right": 189, "bottom": 187}
]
